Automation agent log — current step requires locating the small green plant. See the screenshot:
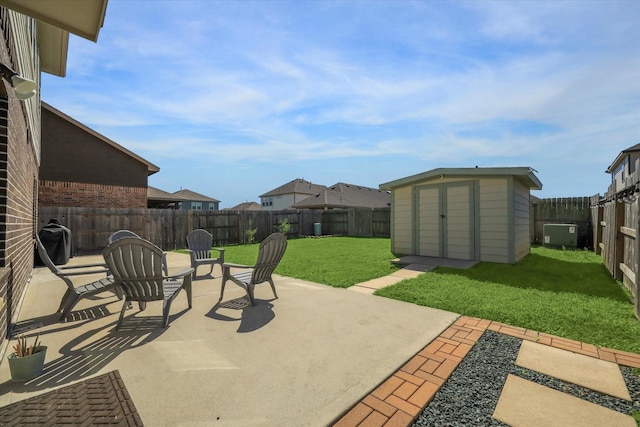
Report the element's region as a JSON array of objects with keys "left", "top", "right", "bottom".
[
  {"left": 13, "top": 333, "right": 42, "bottom": 357},
  {"left": 245, "top": 218, "right": 258, "bottom": 244},
  {"left": 277, "top": 218, "right": 290, "bottom": 237}
]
